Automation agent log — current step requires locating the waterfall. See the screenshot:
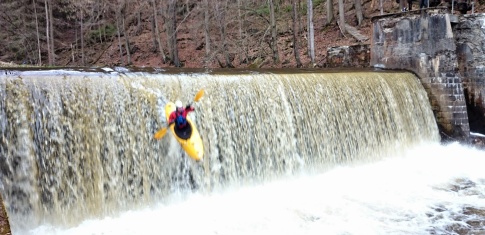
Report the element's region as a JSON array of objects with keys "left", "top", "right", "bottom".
[{"left": 0, "top": 69, "right": 439, "bottom": 230}]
